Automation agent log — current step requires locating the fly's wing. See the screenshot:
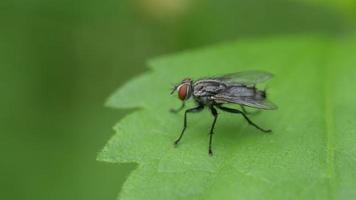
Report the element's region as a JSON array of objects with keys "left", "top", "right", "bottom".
[
  {"left": 240, "top": 99, "right": 278, "bottom": 110},
  {"left": 213, "top": 95, "right": 278, "bottom": 110},
  {"left": 214, "top": 71, "right": 274, "bottom": 86},
  {"left": 212, "top": 85, "right": 277, "bottom": 110}
]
